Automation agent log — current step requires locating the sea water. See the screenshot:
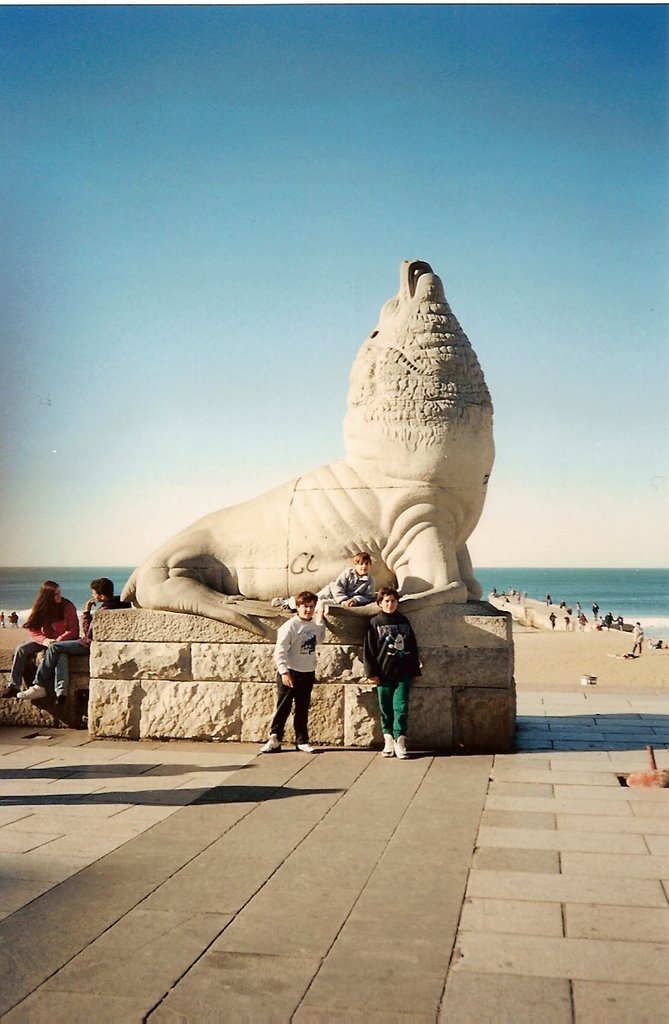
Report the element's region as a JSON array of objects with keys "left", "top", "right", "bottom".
[{"left": 1, "top": 565, "right": 668, "bottom": 636}]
